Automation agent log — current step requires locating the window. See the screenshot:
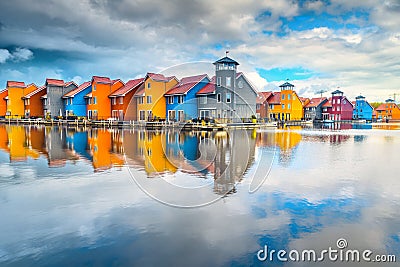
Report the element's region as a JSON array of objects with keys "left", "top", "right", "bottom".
[
  {"left": 168, "top": 96, "right": 174, "bottom": 104},
  {"left": 338, "top": 99, "right": 341, "bottom": 104},
  {"left": 226, "top": 93, "right": 231, "bottom": 103},
  {"left": 282, "top": 104, "right": 285, "bottom": 110},
  {"left": 238, "top": 80, "right": 243, "bottom": 88},
  {"left": 178, "top": 95, "right": 184, "bottom": 104},
  {"left": 333, "top": 99, "right": 335, "bottom": 104},
  {"left": 139, "top": 110, "right": 145, "bottom": 120},
  {"left": 147, "top": 82, "right": 151, "bottom": 89},
  {"left": 201, "top": 96, "right": 207, "bottom": 104},
  {"left": 288, "top": 104, "right": 291, "bottom": 110},
  {"left": 270, "top": 105, "right": 274, "bottom": 110},
  {"left": 119, "top": 97, "right": 123, "bottom": 104},
  {"left": 138, "top": 97, "right": 144, "bottom": 104},
  {"left": 226, "top": 77, "right": 231, "bottom": 87},
  {"left": 217, "top": 77, "right": 222, "bottom": 87},
  {"left": 93, "top": 85, "right": 96, "bottom": 91},
  {"left": 147, "top": 95, "right": 152, "bottom": 104},
  {"left": 293, "top": 95, "right": 296, "bottom": 100},
  {"left": 64, "top": 99, "right": 68, "bottom": 105},
  {"left": 112, "top": 98, "right": 116, "bottom": 105},
  {"left": 282, "top": 94, "right": 285, "bottom": 100},
  {"left": 217, "top": 93, "right": 221, "bottom": 103},
  {"left": 288, "top": 94, "right": 291, "bottom": 100},
  {"left": 93, "top": 97, "right": 97, "bottom": 104}
]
